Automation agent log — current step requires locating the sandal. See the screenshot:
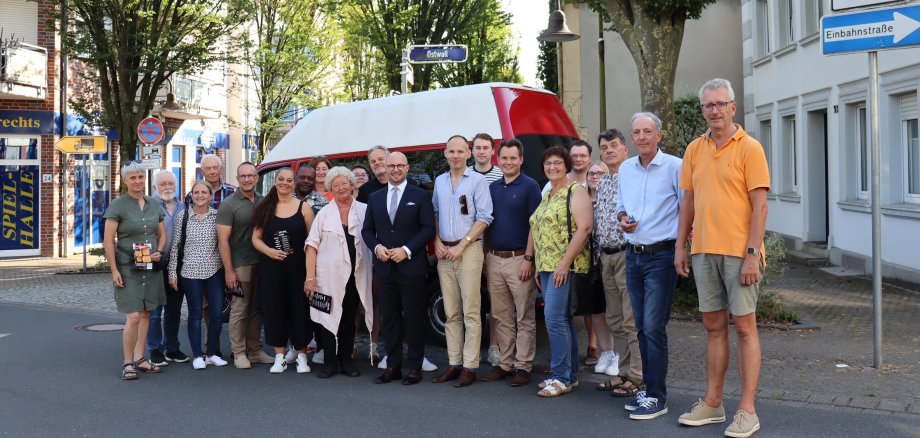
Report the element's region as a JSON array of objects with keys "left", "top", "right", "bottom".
[
  {"left": 134, "top": 357, "right": 162, "bottom": 374},
  {"left": 610, "top": 376, "right": 644, "bottom": 397},
  {"left": 121, "top": 363, "right": 138, "bottom": 380},
  {"left": 537, "top": 379, "right": 571, "bottom": 397},
  {"left": 596, "top": 375, "right": 628, "bottom": 391}
]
